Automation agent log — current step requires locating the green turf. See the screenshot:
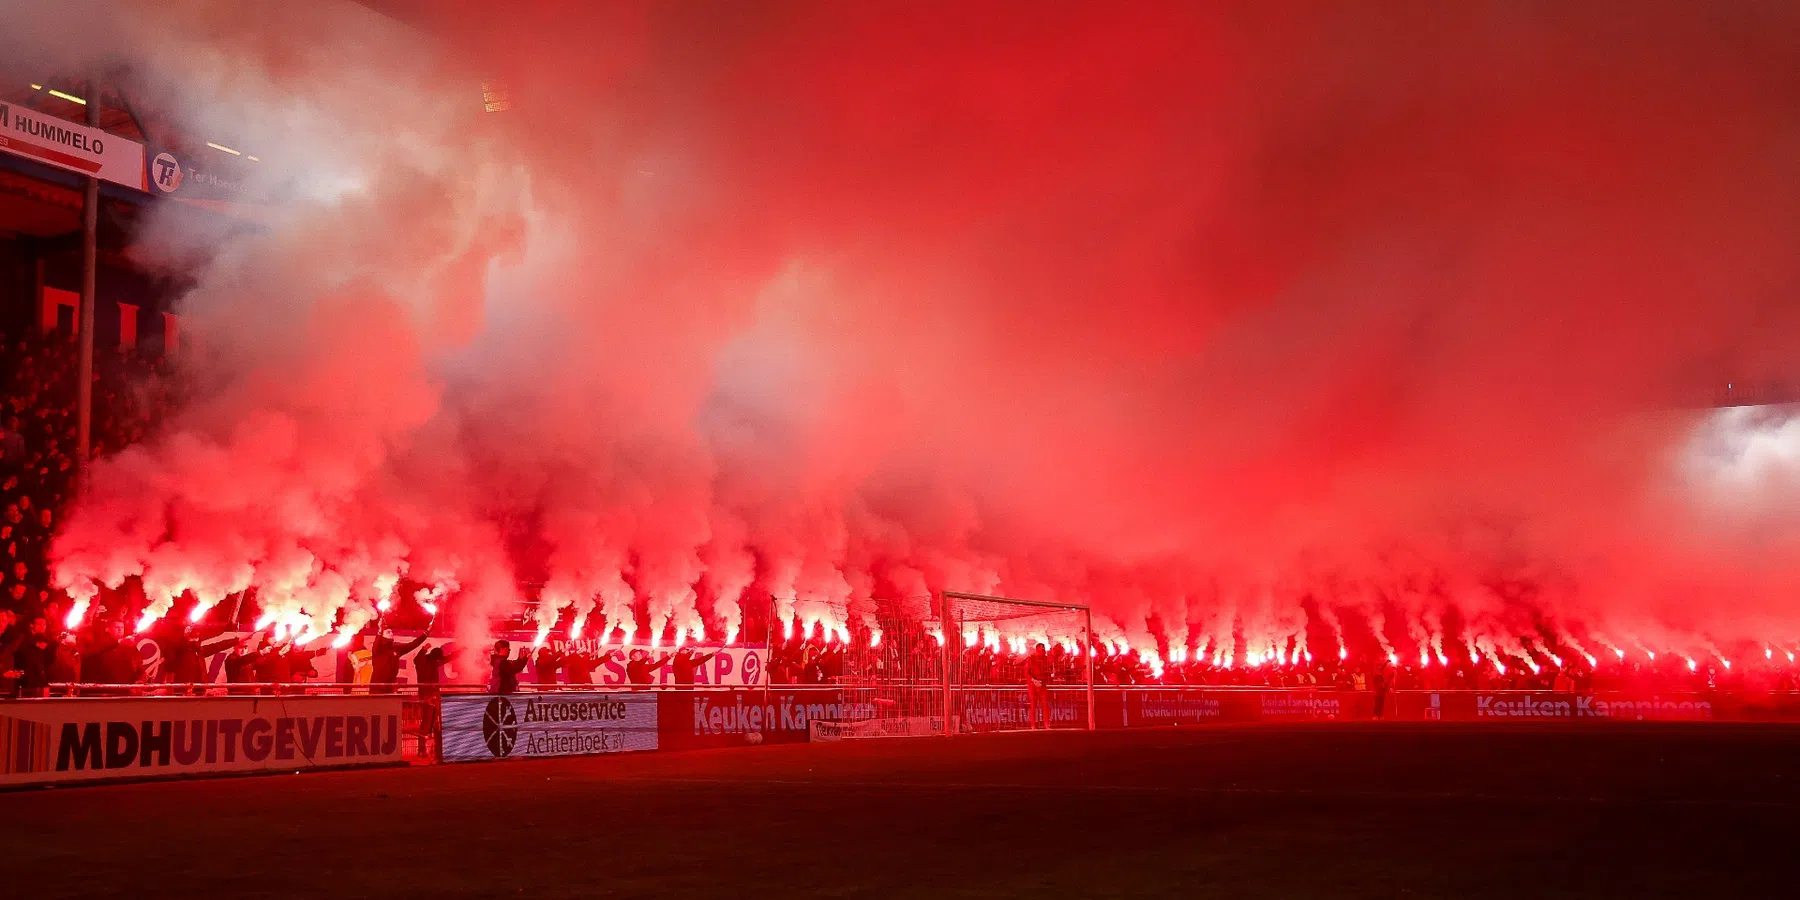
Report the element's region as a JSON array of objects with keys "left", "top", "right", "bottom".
[{"left": 5, "top": 722, "right": 1797, "bottom": 898}]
